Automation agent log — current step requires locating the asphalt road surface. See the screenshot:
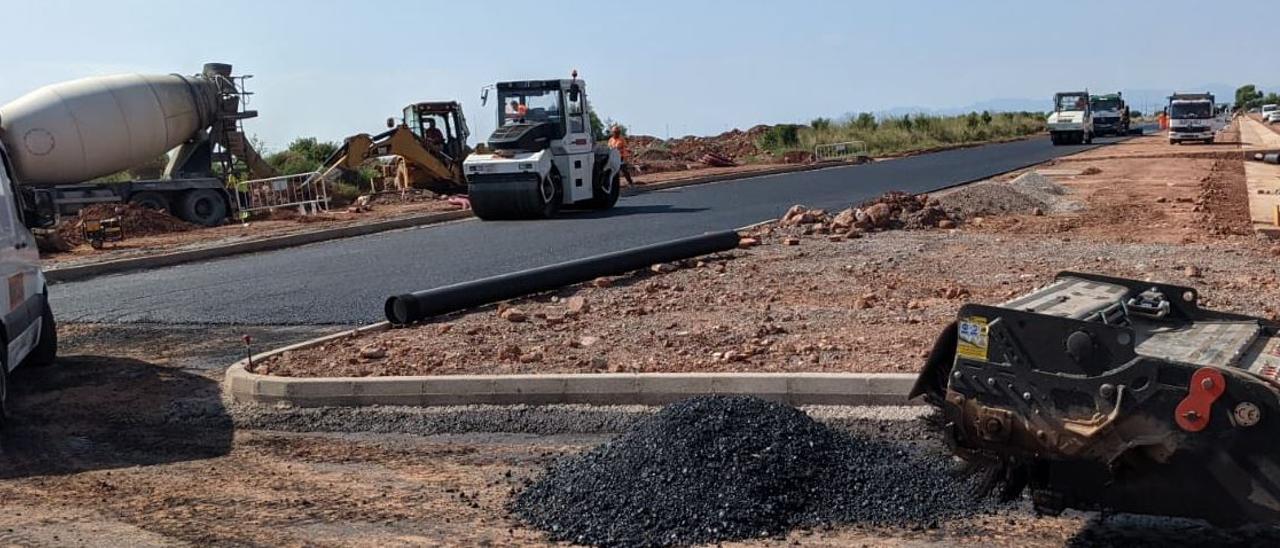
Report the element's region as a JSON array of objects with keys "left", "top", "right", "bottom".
[{"left": 50, "top": 136, "right": 1123, "bottom": 325}]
